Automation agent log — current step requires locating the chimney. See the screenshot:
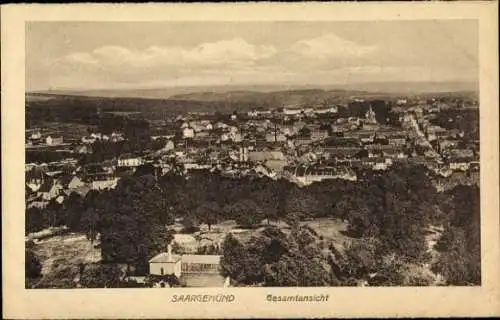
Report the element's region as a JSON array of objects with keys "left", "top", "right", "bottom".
[{"left": 167, "top": 243, "right": 172, "bottom": 262}]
